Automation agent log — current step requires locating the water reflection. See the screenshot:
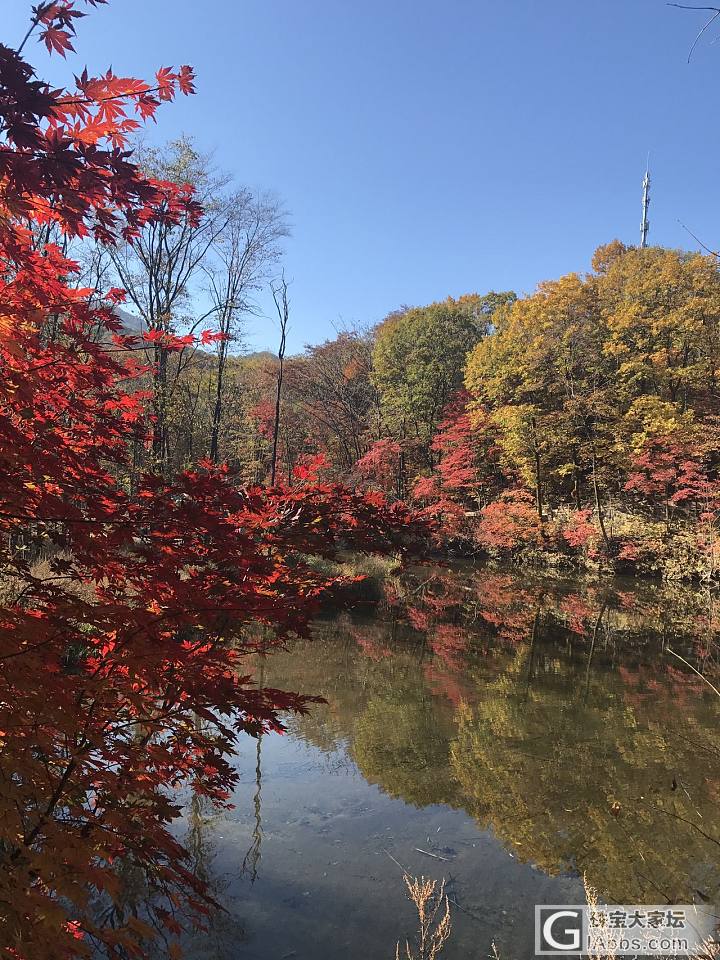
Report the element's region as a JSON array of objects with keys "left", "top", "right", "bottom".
[{"left": 182, "top": 566, "right": 720, "bottom": 959}]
